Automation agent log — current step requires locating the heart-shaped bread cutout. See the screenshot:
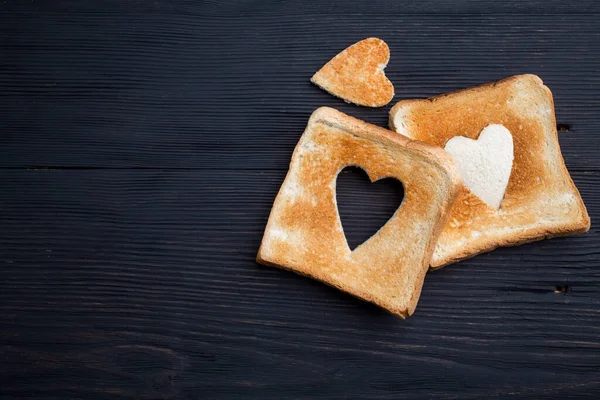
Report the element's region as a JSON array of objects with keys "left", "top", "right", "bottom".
[
  {"left": 444, "top": 124, "right": 514, "bottom": 209},
  {"left": 311, "top": 38, "right": 394, "bottom": 107},
  {"left": 336, "top": 167, "right": 405, "bottom": 250}
]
